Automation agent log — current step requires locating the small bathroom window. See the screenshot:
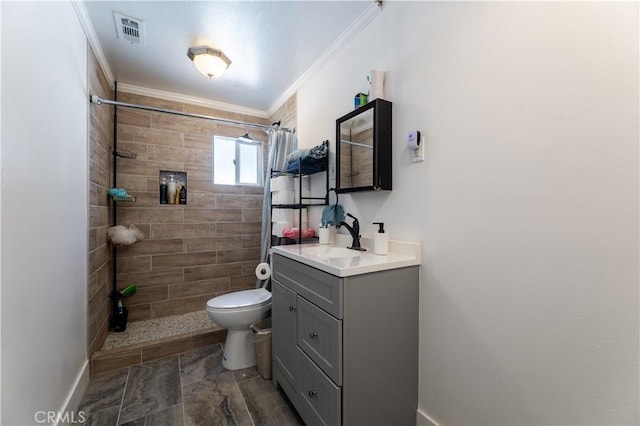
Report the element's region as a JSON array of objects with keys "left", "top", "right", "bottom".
[{"left": 213, "top": 136, "right": 263, "bottom": 186}]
